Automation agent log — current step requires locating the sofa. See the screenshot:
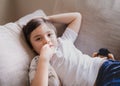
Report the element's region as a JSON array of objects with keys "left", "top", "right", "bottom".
[{"left": 0, "top": 0, "right": 120, "bottom": 86}]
